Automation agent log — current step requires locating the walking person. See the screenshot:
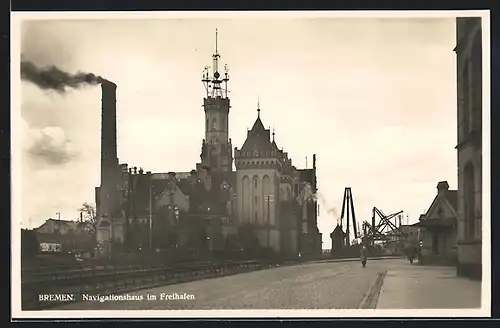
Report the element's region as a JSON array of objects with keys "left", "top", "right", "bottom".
[
  {"left": 406, "top": 244, "right": 415, "bottom": 264},
  {"left": 416, "top": 242, "right": 424, "bottom": 265},
  {"left": 360, "top": 244, "right": 368, "bottom": 268}
]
